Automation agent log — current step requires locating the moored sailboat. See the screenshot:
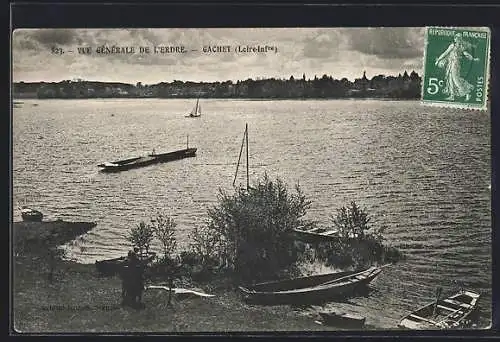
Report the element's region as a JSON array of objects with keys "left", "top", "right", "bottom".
[{"left": 186, "top": 98, "right": 201, "bottom": 118}]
